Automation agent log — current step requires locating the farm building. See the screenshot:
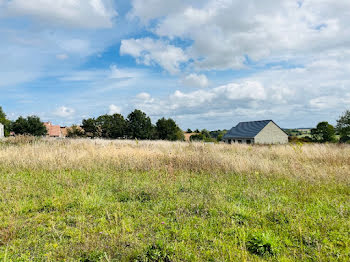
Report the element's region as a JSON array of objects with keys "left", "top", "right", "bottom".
[
  {"left": 223, "top": 120, "right": 288, "bottom": 145},
  {"left": 0, "top": 123, "right": 4, "bottom": 138}
]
